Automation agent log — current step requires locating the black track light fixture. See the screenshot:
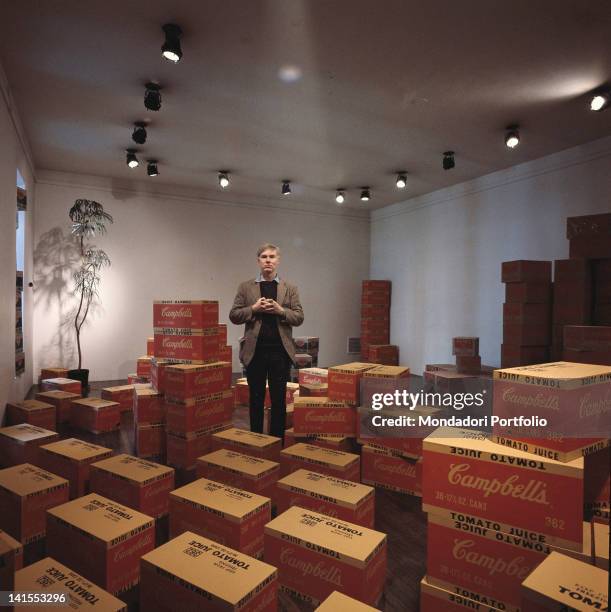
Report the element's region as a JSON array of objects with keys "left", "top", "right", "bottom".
[
  {"left": 396, "top": 173, "right": 407, "bottom": 189},
  {"left": 132, "top": 122, "right": 147, "bottom": 145},
  {"left": 281, "top": 181, "right": 292, "bottom": 196},
  {"left": 505, "top": 125, "right": 520, "bottom": 149},
  {"left": 335, "top": 190, "right": 345, "bottom": 204},
  {"left": 443, "top": 151, "right": 455, "bottom": 170},
  {"left": 126, "top": 149, "right": 139, "bottom": 169},
  {"left": 360, "top": 187, "right": 371, "bottom": 202},
  {"left": 144, "top": 82, "right": 162, "bottom": 111},
  {"left": 161, "top": 24, "right": 183, "bottom": 63},
  {"left": 218, "top": 171, "right": 230, "bottom": 189},
  {"left": 147, "top": 160, "right": 159, "bottom": 177},
  {"left": 590, "top": 91, "right": 610, "bottom": 112}
]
